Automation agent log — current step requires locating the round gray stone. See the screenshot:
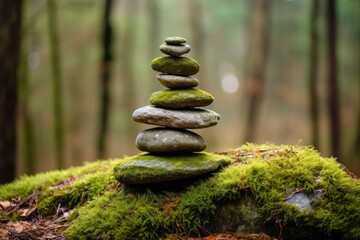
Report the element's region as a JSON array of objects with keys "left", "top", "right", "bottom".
[
  {"left": 160, "top": 43, "right": 191, "bottom": 57},
  {"left": 113, "top": 152, "right": 232, "bottom": 184},
  {"left": 151, "top": 56, "right": 200, "bottom": 76},
  {"left": 136, "top": 127, "right": 206, "bottom": 153},
  {"left": 156, "top": 74, "right": 199, "bottom": 89},
  {"left": 132, "top": 105, "right": 220, "bottom": 129},
  {"left": 164, "top": 36, "right": 187, "bottom": 45}
]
